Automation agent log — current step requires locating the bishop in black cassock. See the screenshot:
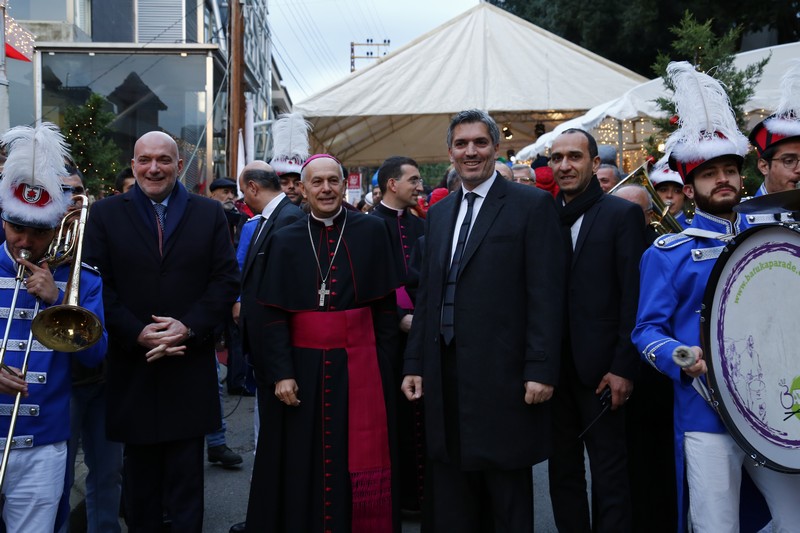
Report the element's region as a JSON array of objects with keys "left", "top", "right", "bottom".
[{"left": 245, "top": 155, "right": 400, "bottom": 533}]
